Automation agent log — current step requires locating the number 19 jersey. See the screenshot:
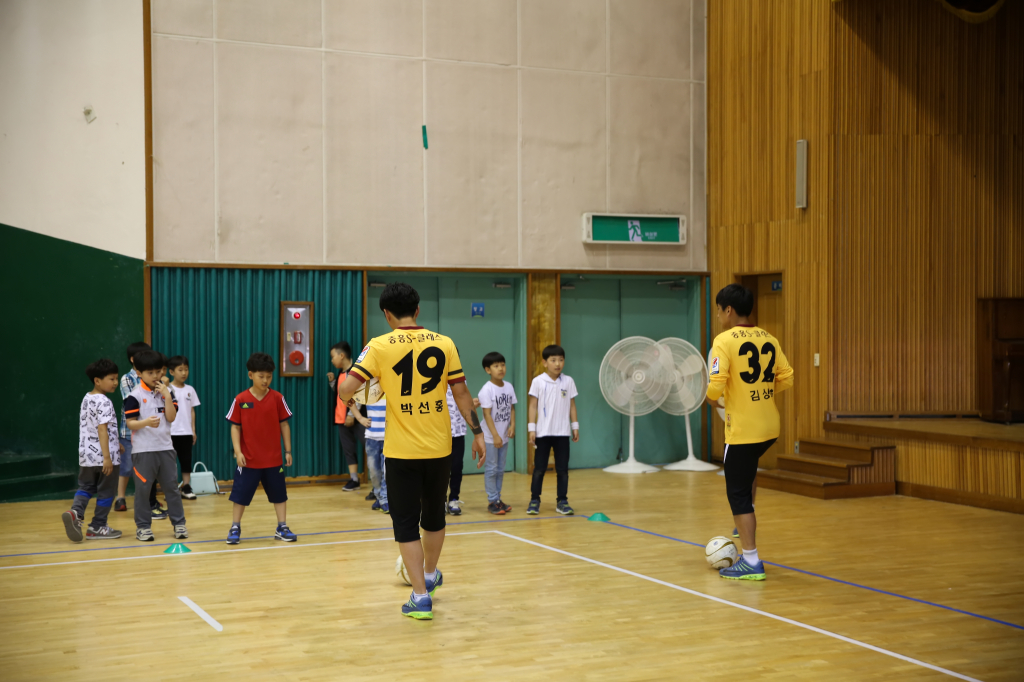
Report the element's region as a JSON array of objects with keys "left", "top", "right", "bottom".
[
  {"left": 349, "top": 326, "right": 466, "bottom": 459},
  {"left": 707, "top": 325, "right": 794, "bottom": 445}
]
